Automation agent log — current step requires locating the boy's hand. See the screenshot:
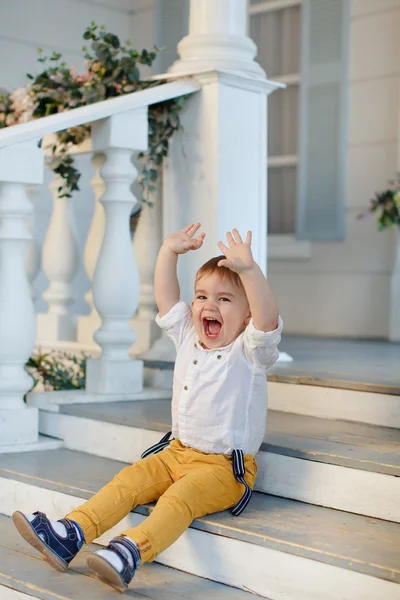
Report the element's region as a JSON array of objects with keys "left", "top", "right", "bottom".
[
  {"left": 163, "top": 223, "right": 205, "bottom": 255},
  {"left": 217, "top": 229, "right": 255, "bottom": 274}
]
